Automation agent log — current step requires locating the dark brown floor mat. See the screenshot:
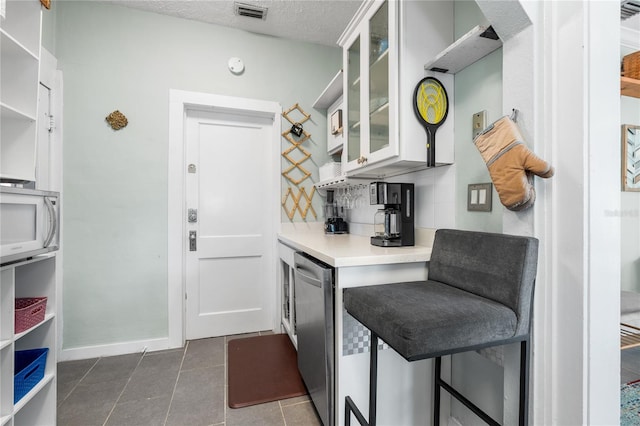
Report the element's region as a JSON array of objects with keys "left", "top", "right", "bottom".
[{"left": 227, "top": 334, "right": 308, "bottom": 408}]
